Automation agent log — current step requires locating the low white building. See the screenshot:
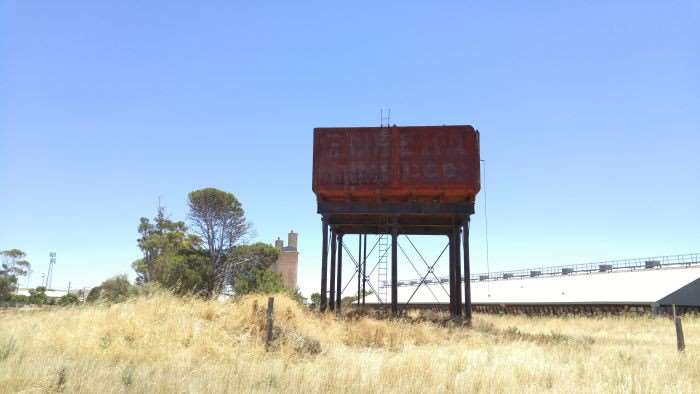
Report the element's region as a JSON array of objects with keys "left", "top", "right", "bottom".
[{"left": 362, "top": 253, "right": 700, "bottom": 313}]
